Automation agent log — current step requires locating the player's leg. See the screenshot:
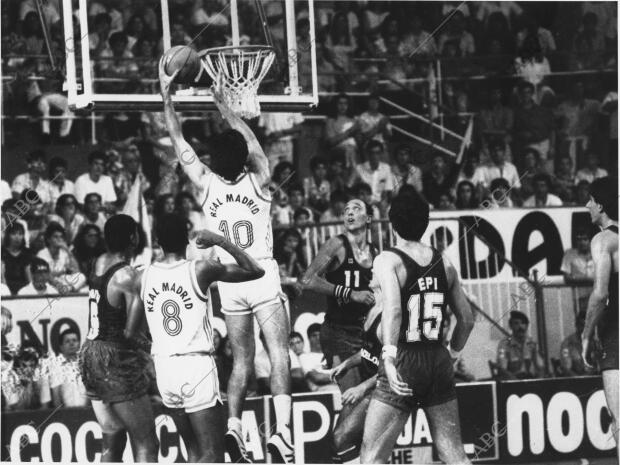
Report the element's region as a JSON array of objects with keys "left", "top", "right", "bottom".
[
  {"left": 332, "top": 394, "right": 371, "bottom": 462},
  {"left": 424, "top": 399, "right": 471, "bottom": 465},
  {"left": 110, "top": 395, "right": 159, "bottom": 462},
  {"left": 224, "top": 312, "right": 255, "bottom": 462},
  {"left": 188, "top": 402, "right": 226, "bottom": 462},
  {"left": 602, "top": 369, "right": 619, "bottom": 458},
  {"left": 167, "top": 409, "right": 201, "bottom": 462},
  {"left": 91, "top": 400, "right": 127, "bottom": 462},
  {"left": 359, "top": 398, "right": 409, "bottom": 463},
  {"left": 256, "top": 299, "right": 295, "bottom": 463}
]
